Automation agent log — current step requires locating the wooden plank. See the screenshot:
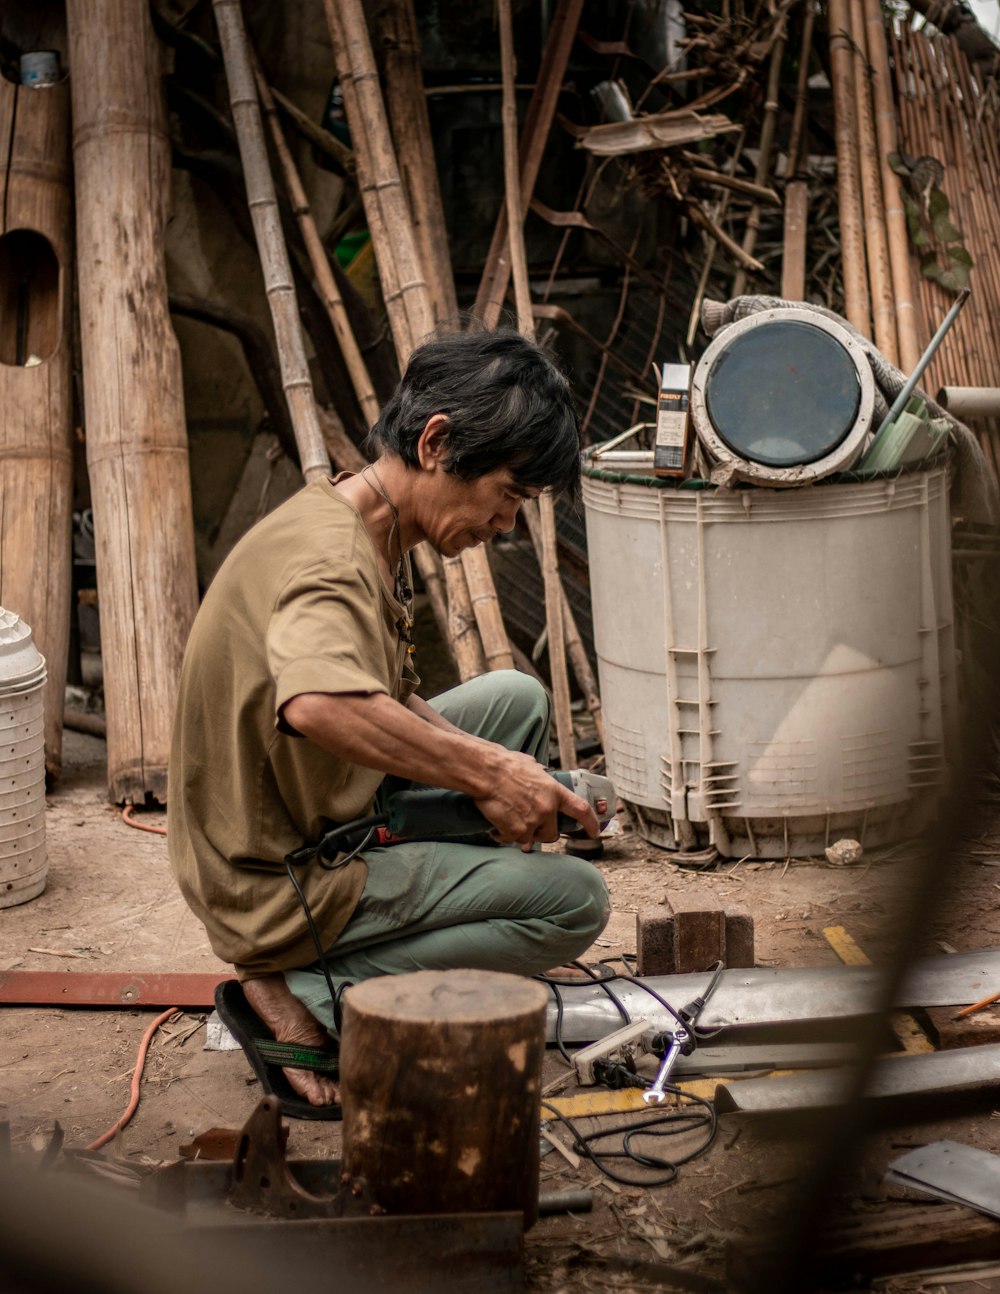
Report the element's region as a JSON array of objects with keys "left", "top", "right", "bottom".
[
  {"left": 822, "top": 926, "right": 935, "bottom": 1054},
  {"left": 728, "top": 1204, "right": 1000, "bottom": 1284},
  {"left": 0, "top": 76, "right": 73, "bottom": 783}
]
